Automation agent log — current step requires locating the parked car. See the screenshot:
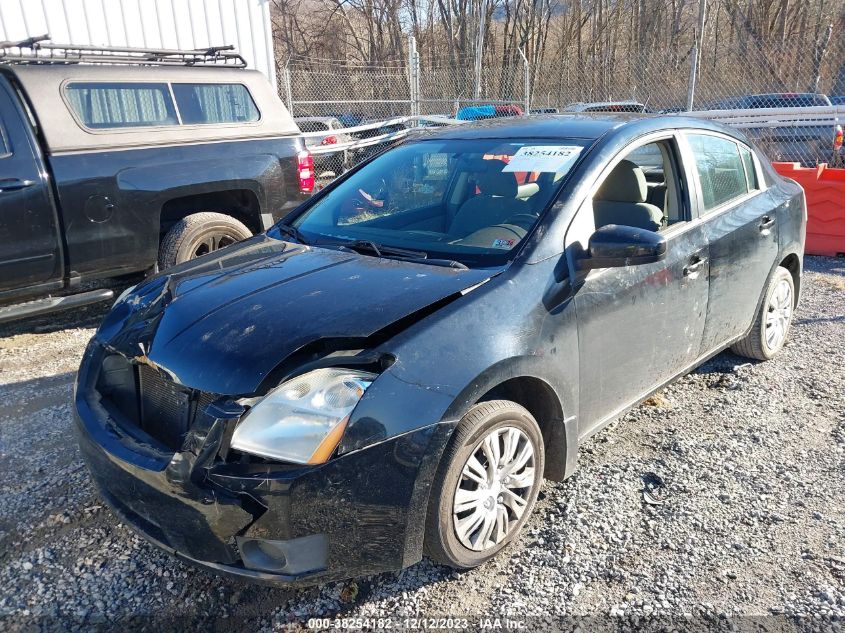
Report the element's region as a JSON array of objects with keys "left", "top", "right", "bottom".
[
  {"left": 738, "top": 92, "right": 831, "bottom": 109},
  {"left": 75, "top": 114, "right": 805, "bottom": 586},
  {"left": 529, "top": 107, "right": 560, "bottom": 114},
  {"left": 348, "top": 118, "right": 409, "bottom": 162},
  {"left": 0, "top": 39, "right": 311, "bottom": 323},
  {"left": 295, "top": 116, "right": 353, "bottom": 176},
  {"left": 456, "top": 104, "right": 524, "bottom": 120},
  {"left": 702, "top": 96, "right": 744, "bottom": 110},
  {"left": 735, "top": 92, "right": 837, "bottom": 165},
  {"left": 564, "top": 100, "right": 647, "bottom": 113}
]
